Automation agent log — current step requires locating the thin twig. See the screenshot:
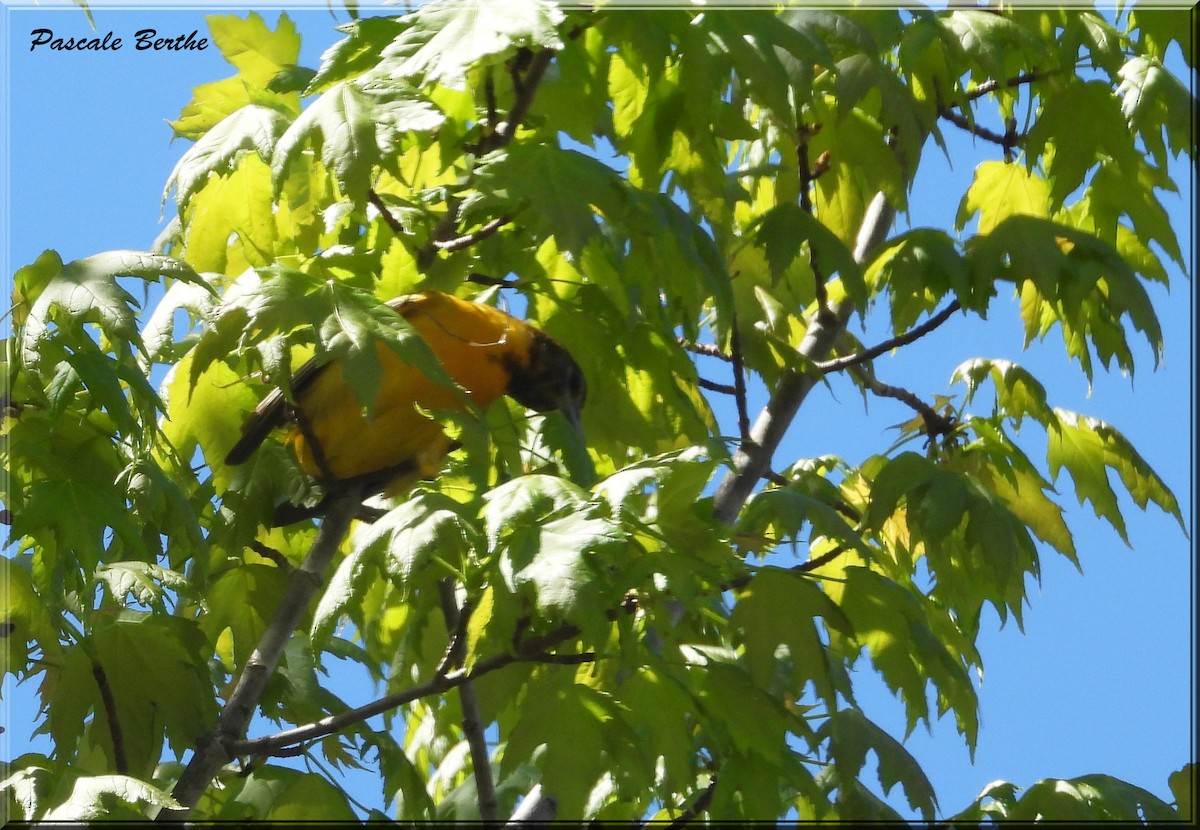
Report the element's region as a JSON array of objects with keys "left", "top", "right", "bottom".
[
  {"left": 796, "top": 543, "right": 850, "bottom": 574},
  {"left": 521, "top": 651, "right": 597, "bottom": 665},
  {"left": 763, "top": 469, "right": 790, "bottom": 486},
  {"left": 724, "top": 542, "right": 852, "bottom": 594},
  {"left": 698, "top": 378, "right": 737, "bottom": 396},
  {"left": 816, "top": 300, "right": 962, "bottom": 374},
  {"left": 439, "top": 581, "right": 499, "bottom": 826},
  {"left": 797, "top": 123, "right": 831, "bottom": 321},
  {"left": 937, "top": 106, "right": 1025, "bottom": 147},
  {"left": 679, "top": 339, "right": 733, "bottom": 362},
  {"left": 249, "top": 541, "right": 293, "bottom": 572},
  {"left": 482, "top": 48, "right": 556, "bottom": 154},
  {"left": 367, "top": 189, "right": 406, "bottom": 236},
  {"left": 293, "top": 403, "right": 336, "bottom": 486},
  {"left": 662, "top": 778, "right": 719, "bottom": 829},
  {"left": 229, "top": 622, "right": 584, "bottom": 756},
  {"left": 467, "top": 272, "right": 520, "bottom": 289},
  {"left": 964, "top": 69, "right": 1051, "bottom": 102},
  {"left": 433, "top": 215, "right": 512, "bottom": 253},
  {"left": 729, "top": 316, "right": 751, "bottom": 443},
  {"left": 91, "top": 657, "right": 128, "bottom": 775},
  {"left": 854, "top": 370, "right": 956, "bottom": 441},
  {"left": 484, "top": 69, "right": 498, "bottom": 134}
]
